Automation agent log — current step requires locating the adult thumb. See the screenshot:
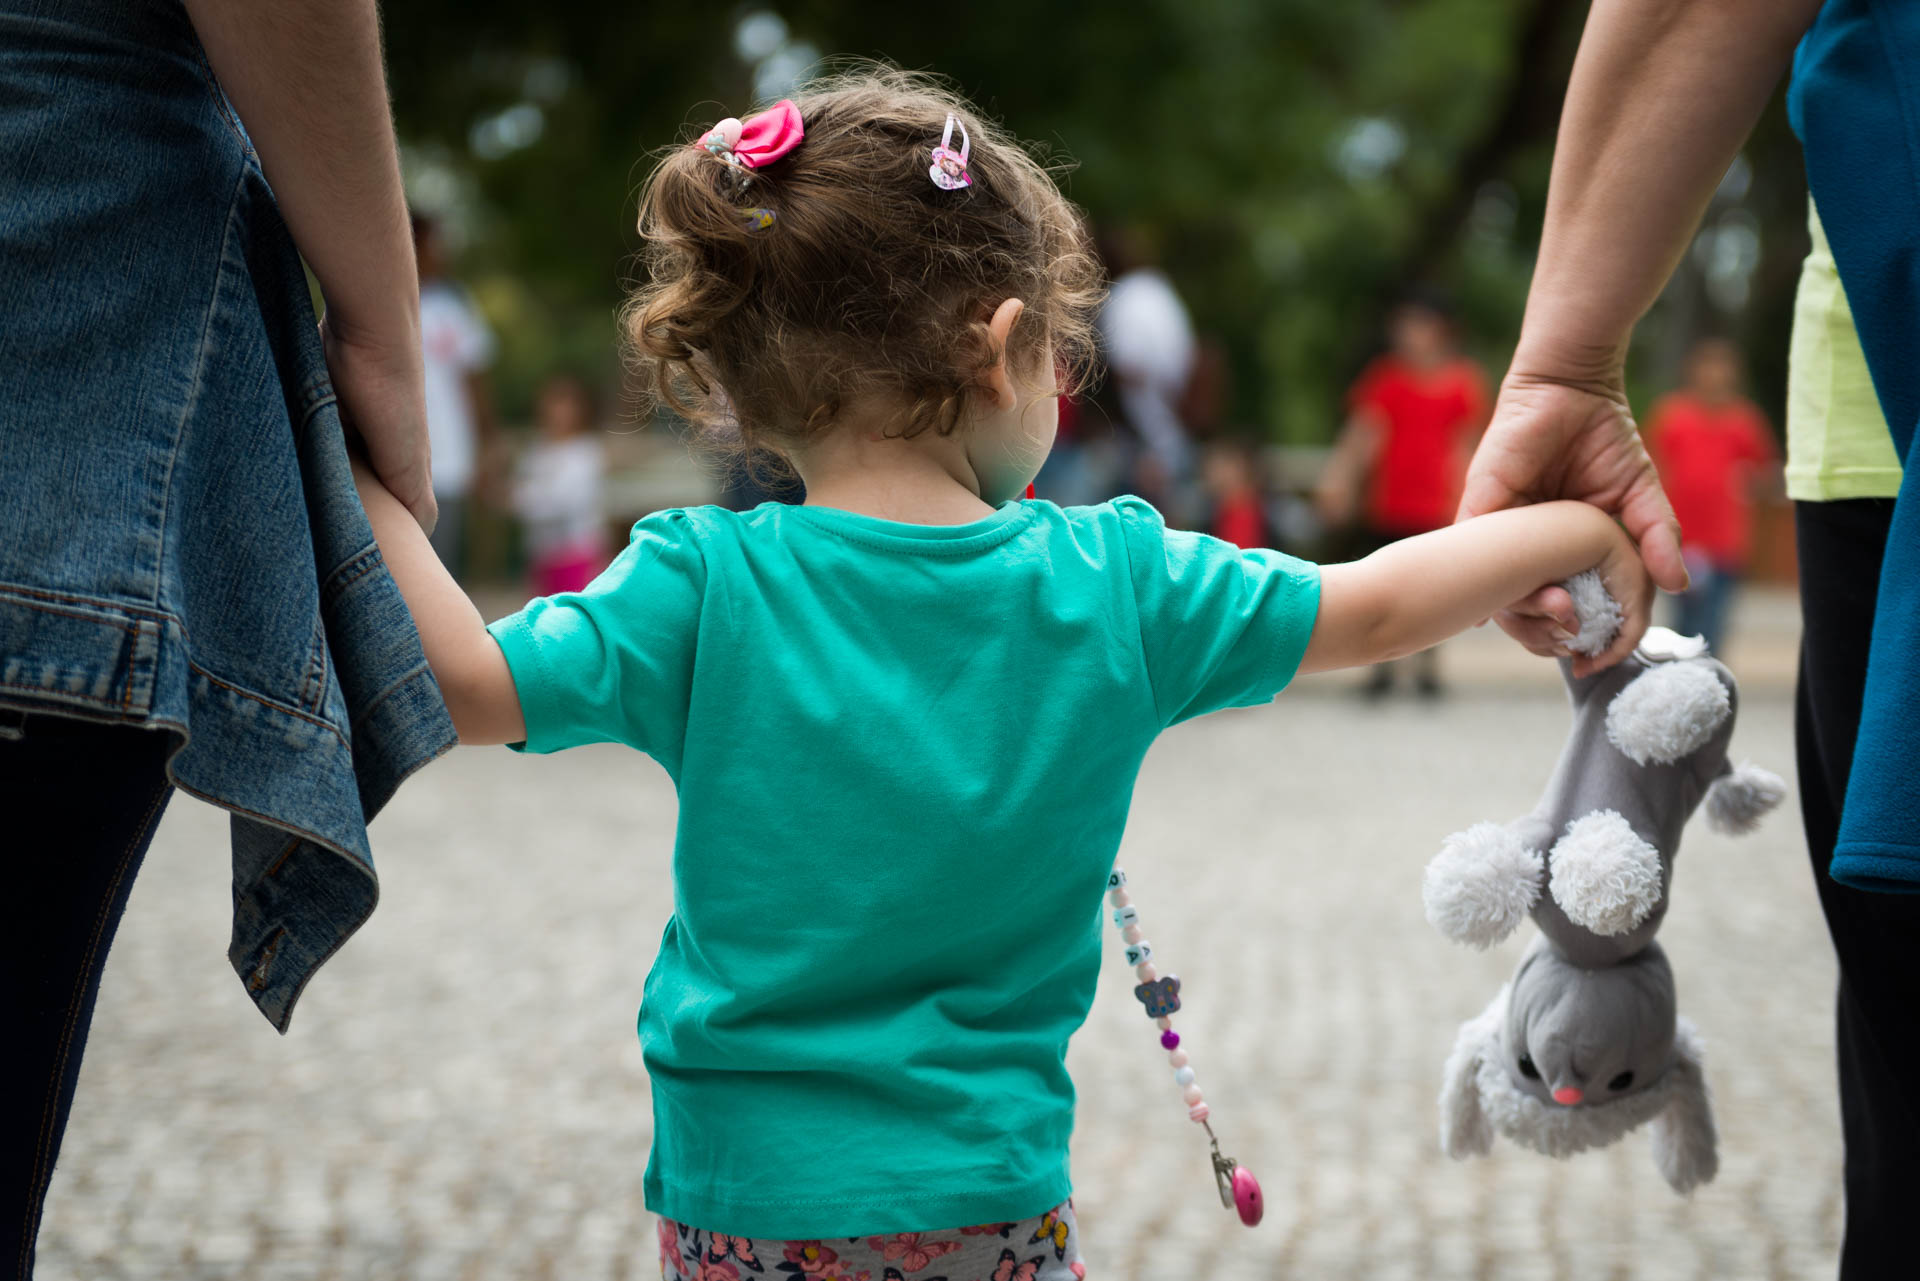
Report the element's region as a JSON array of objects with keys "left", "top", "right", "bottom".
[{"left": 1619, "top": 482, "right": 1688, "bottom": 593}]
